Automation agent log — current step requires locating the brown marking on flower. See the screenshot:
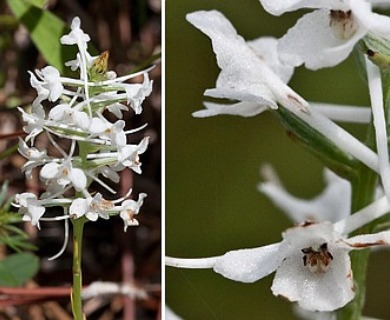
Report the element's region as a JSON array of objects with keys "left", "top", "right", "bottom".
[
  {"left": 302, "top": 242, "right": 333, "bottom": 273},
  {"left": 287, "top": 94, "right": 310, "bottom": 114},
  {"left": 329, "top": 10, "right": 357, "bottom": 40},
  {"left": 125, "top": 209, "right": 135, "bottom": 220},
  {"left": 349, "top": 240, "right": 386, "bottom": 248},
  {"left": 301, "top": 220, "right": 317, "bottom": 227},
  {"left": 100, "top": 199, "right": 114, "bottom": 210},
  {"left": 330, "top": 10, "right": 352, "bottom": 22}
]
